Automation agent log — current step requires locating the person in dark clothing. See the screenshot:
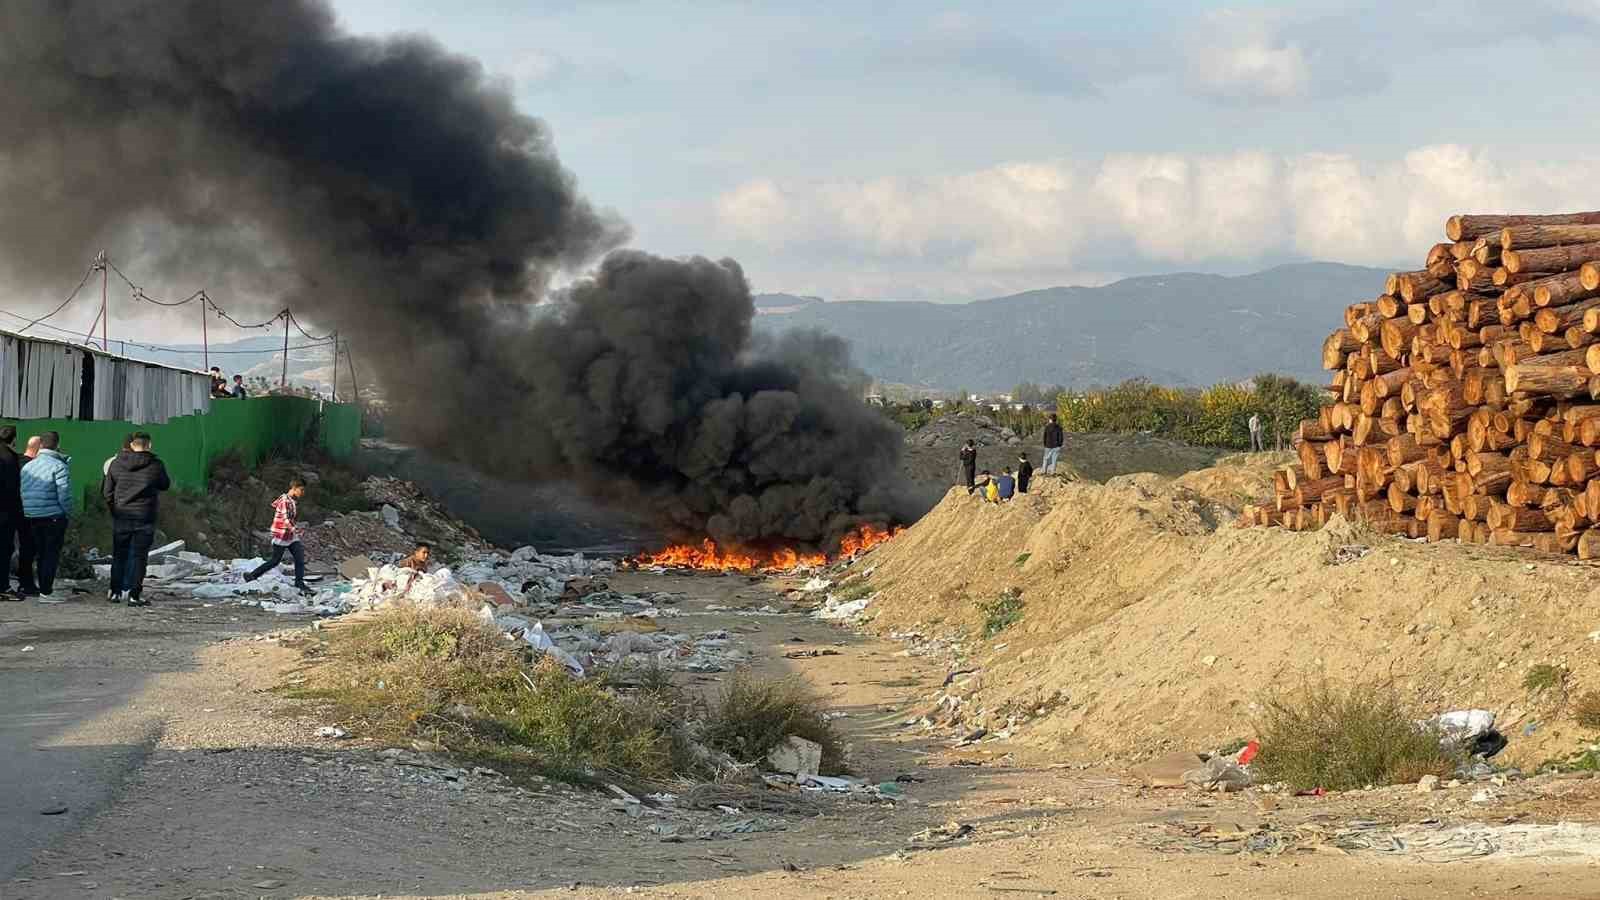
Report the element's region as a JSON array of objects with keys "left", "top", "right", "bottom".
[
  {"left": 0, "top": 426, "right": 23, "bottom": 601},
  {"left": 103, "top": 432, "right": 171, "bottom": 606},
  {"left": 231, "top": 374, "right": 248, "bottom": 398},
  {"left": 960, "top": 440, "right": 977, "bottom": 493},
  {"left": 1041, "top": 414, "right": 1064, "bottom": 475},
  {"left": 1016, "top": 454, "right": 1034, "bottom": 494}
]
